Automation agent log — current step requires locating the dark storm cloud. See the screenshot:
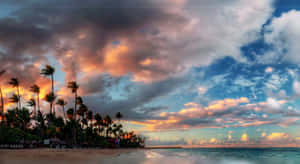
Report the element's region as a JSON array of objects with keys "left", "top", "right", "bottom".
[
  {"left": 0, "top": 0, "right": 186, "bottom": 81},
  {"left": 80, "top": 74, "right": 121, "bottom": 95}
]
